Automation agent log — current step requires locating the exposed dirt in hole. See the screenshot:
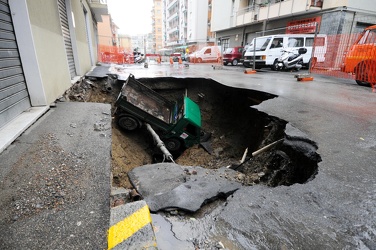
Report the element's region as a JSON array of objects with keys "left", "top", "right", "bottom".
[{"left": 64, "top": 77, "right": 320, "bottom": 189}]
